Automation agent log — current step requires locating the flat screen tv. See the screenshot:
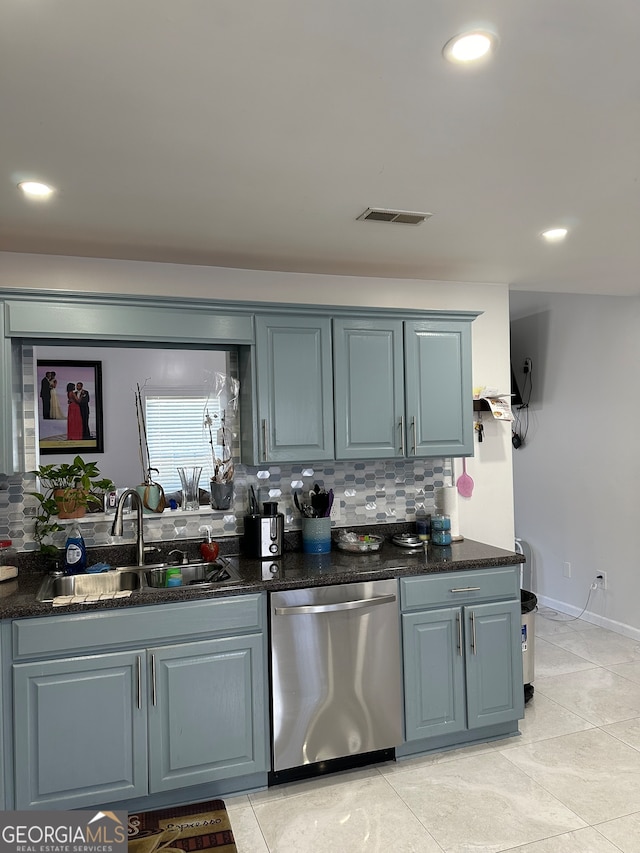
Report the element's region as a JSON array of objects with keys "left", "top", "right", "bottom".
[{"left": 511, "top": 364, "right": 524, "bottom": 407}]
